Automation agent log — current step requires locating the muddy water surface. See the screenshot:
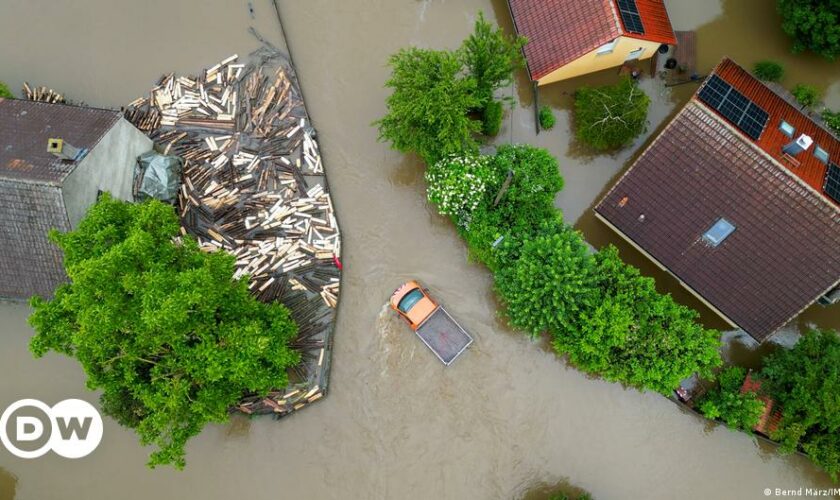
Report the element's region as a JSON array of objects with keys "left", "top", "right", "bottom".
[{"left": 0, "top": 0, "right": 838, "bottom": 499}]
